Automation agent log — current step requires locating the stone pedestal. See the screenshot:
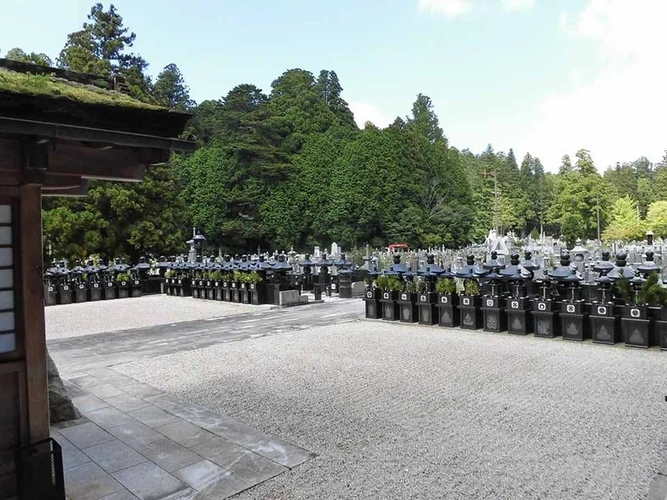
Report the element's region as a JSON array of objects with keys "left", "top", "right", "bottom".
[
  {"left": 103, "top": 281, "right": 116, "bottom": 299},
  {"left": 380, "top": 291, "right": 399, "bottom": 321},
  {"left": 417, "top": 292, "right": 437, "bottom": 325},
  {"left": 437, "top": 293, "right": 459, "bottom": 328},
  {"left": 58, "top": 284, "right": 72, "bottom": 305},
  {"left": 364, "top": 288, "right": 381, "bottom": 319},
  {"left": 338, "top": 272, "right": 352, "bottom": 299},
  {"left": 589, "top": 302, "right": 620, "bottom": 345},
  {"left": 459, "top": 295, "right": 482, "bottom": 330},
  {"left": 531, "top": 299, "right": 560, "bottom": 338},
  {"left": 398, "top": 292, "right": 418, "bottom": 323},
  {"left": 117, "top": 282, "right": 129, "bottom": 299},
  {"left": 560, "top": 301, "right": 588, "bottom": 341},
  {"left": 622, "top": 305, "right": 652, "bottom": 348},
  {"left": 45, "top": 285, "right": 57, "bottom": 306},
  {"left": 88, "top": 283, "right": 102, "bottom": 301},
  {"left": 74, "top": 284, "right": 87, "bottom": 303},
  {"left": 506, "top": 297, "right": 531, "bottom": 335},
  {"left": 249, "top": 283, "right": 266, "bottom": 305},
  {"left": 131, "top": 280, "right": 142, "bottom": 298},
  {"left": 480, "top": 295, "right": 507, "bottom": 333}
]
